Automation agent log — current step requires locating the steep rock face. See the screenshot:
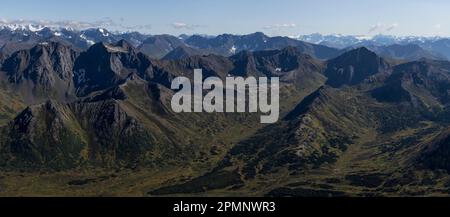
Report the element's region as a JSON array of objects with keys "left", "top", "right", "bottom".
[
  {"left": 162, "top": 45, "right": 204, "bottom": 60},
  {"left": 161, "top": 54, "right": 234, "bottom": 79},
  {"left": 295, "top": 40, "right": 342, "bottom": 60},
  {"left": 370, "top": 44, "right": 444, "bottom": 61},
  {"left": 230, "top": 46, "right": 324, "bottom": 77},
  {"left": 372, "top": 60, "right": 450, "bottom": 108},
  {"left": 1, "top": 42, "right": 79, "bottom": 103},
  {"left": 138, "top": 35, "right": 185, "bottom": 59},
  {"left": 68, "top": 100, "right": 155, "bottom": 167},
  {"left": 0, "top": 100, "right": 87, "bottom": 170},
  {"left": 325, "top": 47, "right": 390, "bottom": 88},
  {"left": 73, "top": 40, "right": 155, "bottom": 96}
]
